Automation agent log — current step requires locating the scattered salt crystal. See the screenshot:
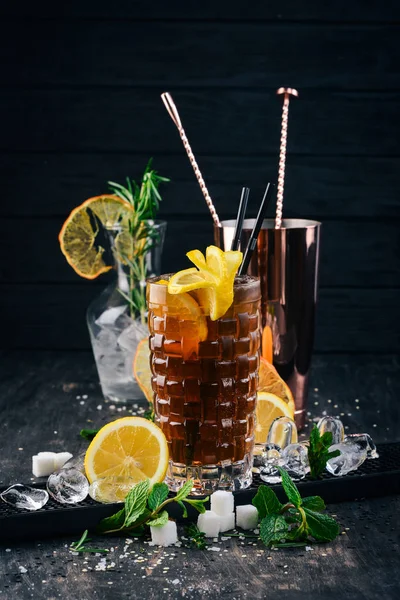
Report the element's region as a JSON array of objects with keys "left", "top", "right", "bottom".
[
  {"left": 207, "top": 547, "right": 221, "bottom": 552},
  {"left": 305, "top": 546, "right": 313, "bottom": 551},
  {"left": 133, "top": 404, "right": 138, "bottom": 409},
  {"left": 54, "top": 431, "right": 58, "bottom": 435},
  {"left": 5, "top": 549, "right": 11, "bottom": 552},
  {"left": 76, "top": 395, "right": 81, "bottom": 399},
  {"left": 109, "top": 405, "right": 116, "bottom": 410},
  {"left": 172, "top": 579, "right": 180, "bottom": 585},
  {"left": 236, "top": 505, "right": 258, "bottom": 530},
  {"left": 71, "top": 551, "right": 79, "bottom": 556},
  {"left": 97, "top": 405, "right": 102, "bottom": 410},
  {"left": 373, "top": 424, "right": 377, "bottom": 428},
  {"left": 18, "top": 566, "right": 27, "bottom": 573},
  {"left": 82, "top": 395, "right": 88, "bottom": 399},
  {"left": 80, "top": 401, "right": 85, "bottom": 405},
  {"left": 210, "top": 490, "right": 234, "bottom": 516},
  {"left": 197, "top": 511, "right": 220, "bottom": 537},
  {"left": 254, "top": 528, "right": 259, "bottom": 535}
]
